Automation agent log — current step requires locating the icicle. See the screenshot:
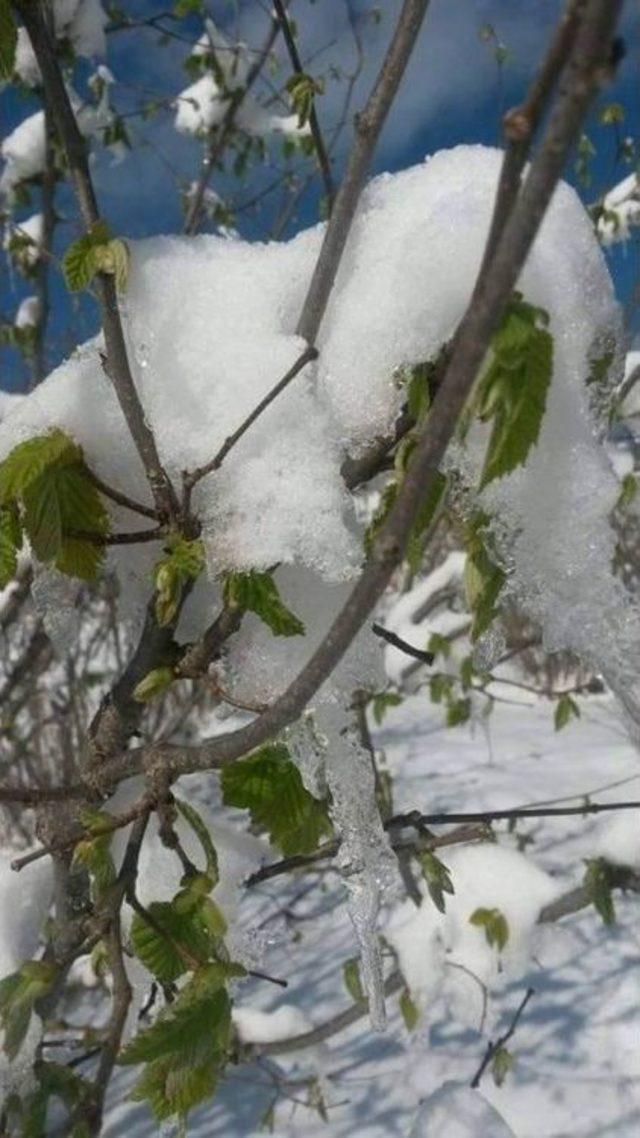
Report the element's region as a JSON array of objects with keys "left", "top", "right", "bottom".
[{"left": 317, "top": 705, "right": 398, "bottom": 1030}]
